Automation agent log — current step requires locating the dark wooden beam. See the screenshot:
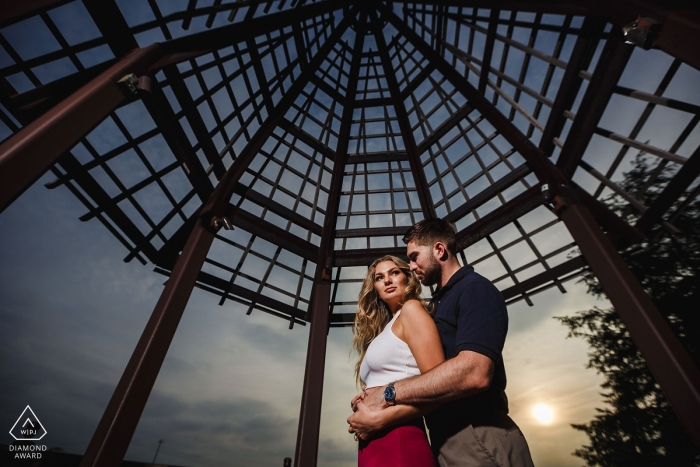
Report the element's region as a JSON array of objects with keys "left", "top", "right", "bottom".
[
  {"left": 309, "top": 74, "right": 346, "bottom": 107},
  {"left": 155, "top": 209, "right": 200, "bottom": 270},
  {"left": 330, "top": 313, "right": 356, "bottom": 326},
  {"left": 478, "top": 9, "right": 500, "bottom": 94},
  {"left": 247, "top": 37, "right": 275, "bottom": 113},
  {"left": 278, "top": 117, "right": 337, "bottom": 161},
  {"left": 635, "top": 144, "right": 700, "bottom": 234},
  {"left": 225, "top": 204, "right": 319, "bottom": 262},
  {"left": 187, "top": 269, "right": 307, "bottom": 321},
  {"left": 370, "top": 9, "right": 437, "bottom": 219},
  {"left": 194, "top": 278, "right": 307, "bottom": 325},
  {"left": 456, "top": 185, "right": 547, "bottom": 250},
  {"left": 83, "top": 0, "right": 139, "bottom": 58},
  {"left": 334, "top": 226, "right": 408, "bottom": 238},
  {"left": 540, "top": 16, "right": 606, "bottom": 156},
  {"left": 0, "top": 0, "right": 71, "bottom": 25},
  {"left": 346, "top": 152, "right": 409, "bottom": 164},
  {"left": 556, "top": 32, "right": 634, "bottom": 179},
  {"left": 2, "top": 0, "right": 133, "bottom": 121},
  {"left": 180, "top": 0, "right": 198, "bottom": 31},
  {"left": 613, "top": 85, "right": 700, "bottom": 114},
  {"left": 140, "top": 81, "right": 214, "bottom": 202},
  {"left": 654, "top": 9, "right": 700, "bottom": 72},
  {"left": 501, "top": 256, "right": 587, "bottom": 300},
  {"left": 162, "top": 66, "right": 227, "bottom": 179},
  {"left": 292, "top": 21, "right": 309, "bottom": 70},
  {"left": 444, "top": 164, "right": 531, "bottom": 223},
  {"left": 400, "top": 62, "right": 437, "bottom": 99},
  {"left": 232, "top": 182, "right": 322, "bottom": 235},
  {"left": 335, "top": 247, "right": 408, "bottom": 267},
  {"left": 416, "top": 103, "right": 474, "bottom": 154},
  {"left": 355, "top": 97, "right": 394, "bottom": 108},
  {"left": 7, "top": 61, "right": 115, "bottom": 121},
  {"left": 573, "top": 183, "right": 646, "bottom": 246}
]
